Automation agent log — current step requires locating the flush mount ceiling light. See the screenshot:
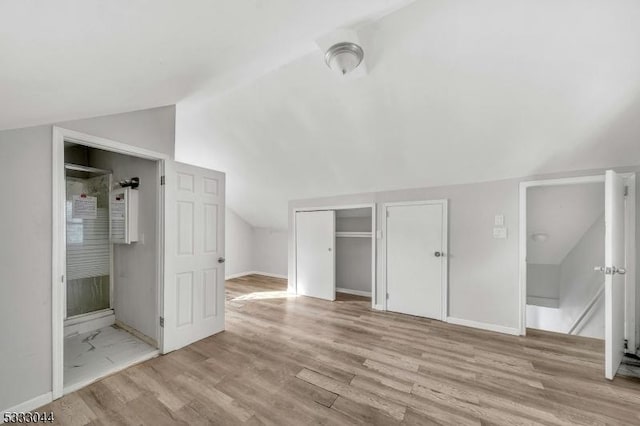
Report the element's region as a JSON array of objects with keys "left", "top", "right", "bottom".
[
  {"left": 531, "top": 233, "right": 549, "bottom": 243},
  {"left": 324, "top": 42, "right": 364, "bottom": 75}
]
